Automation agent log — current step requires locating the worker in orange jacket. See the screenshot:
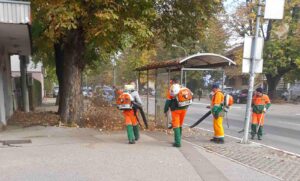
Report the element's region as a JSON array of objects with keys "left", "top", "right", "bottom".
[
  {"left": 210, "top": 83, "right": 225, "bottom": 144},
  {"left": 165, "top": 79, "right": 175, "bottom": 129},
  {"left": 164, "top": 78, "right": 191, "bottom": 147},
  {"left": 117, "top": 84, "right": 141, "bottom": 144},
  {"left": 251, "top": 87, "right": 271, "bottom": 140}
]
